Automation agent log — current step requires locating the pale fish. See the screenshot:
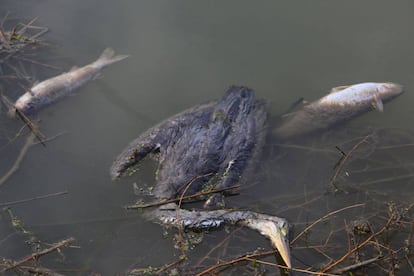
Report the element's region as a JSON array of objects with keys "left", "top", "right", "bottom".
[
  {"left": 273, "top": 82, "right": 404, "bottom": 139},
  {"left": 8, "top": 48, "right": 128, "bottom": 116}
]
